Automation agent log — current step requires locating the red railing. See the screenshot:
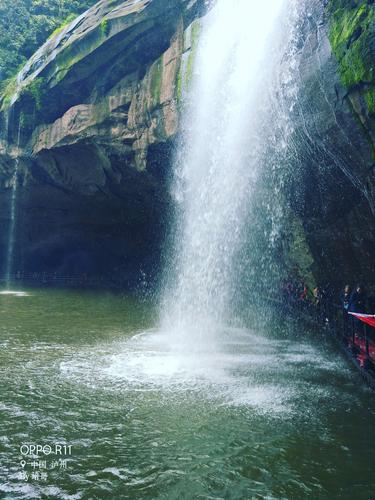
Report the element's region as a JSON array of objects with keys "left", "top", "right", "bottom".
[{"left": 273, "top": 295, "right": 375, "bottom": 383}]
